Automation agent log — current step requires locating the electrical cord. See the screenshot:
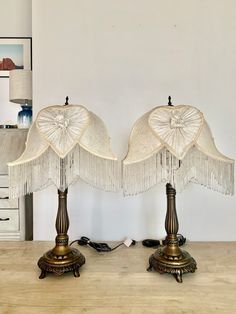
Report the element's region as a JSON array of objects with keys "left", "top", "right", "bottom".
[
  {"left": 142, "top": 234, "right": 186, "bottom": 248},
  {"left": 70, "top": 234, "right": 186, "bottom": 252},
  {"left": 70, "top": 236, "right": 136, "bottom": 252}
]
